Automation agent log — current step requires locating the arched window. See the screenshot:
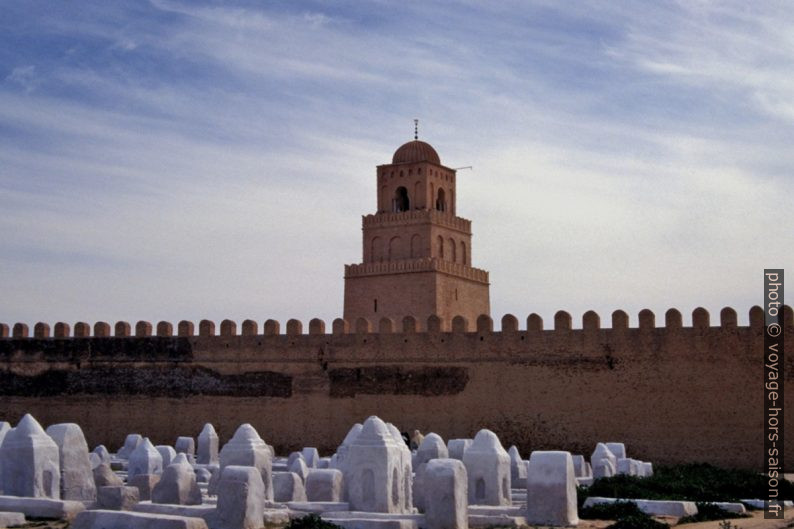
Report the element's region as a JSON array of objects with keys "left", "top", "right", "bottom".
[
  {"left": 393, "top": 186, "right": 410, "bottom": 212},
  {"left": 448, "top": 237, "right": 456, "bottom": 262},
  {"left": 436, "top": 188, "right": 446, "bottom": 212},
  {"left": 388, "top": 236, "right": 403, "bottom": 260},
  {"left": 371, "top": 237, "right": 383, "bottom": 262},
  {"left": 410, "top": 234, "right": 421, "bottom": 258},
  {"left": 437, "top": 235, "right": 444, "bottom": 259},
  {"left": 461, "top": 241, "right": 467, "bottom": 265}
]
